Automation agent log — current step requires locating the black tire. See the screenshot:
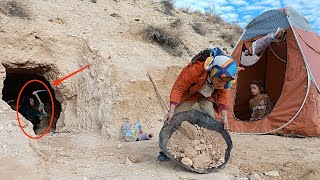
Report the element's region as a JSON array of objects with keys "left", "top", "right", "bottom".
[{"left": 159, "top": 110, "right": 233, "bottom": 174}]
